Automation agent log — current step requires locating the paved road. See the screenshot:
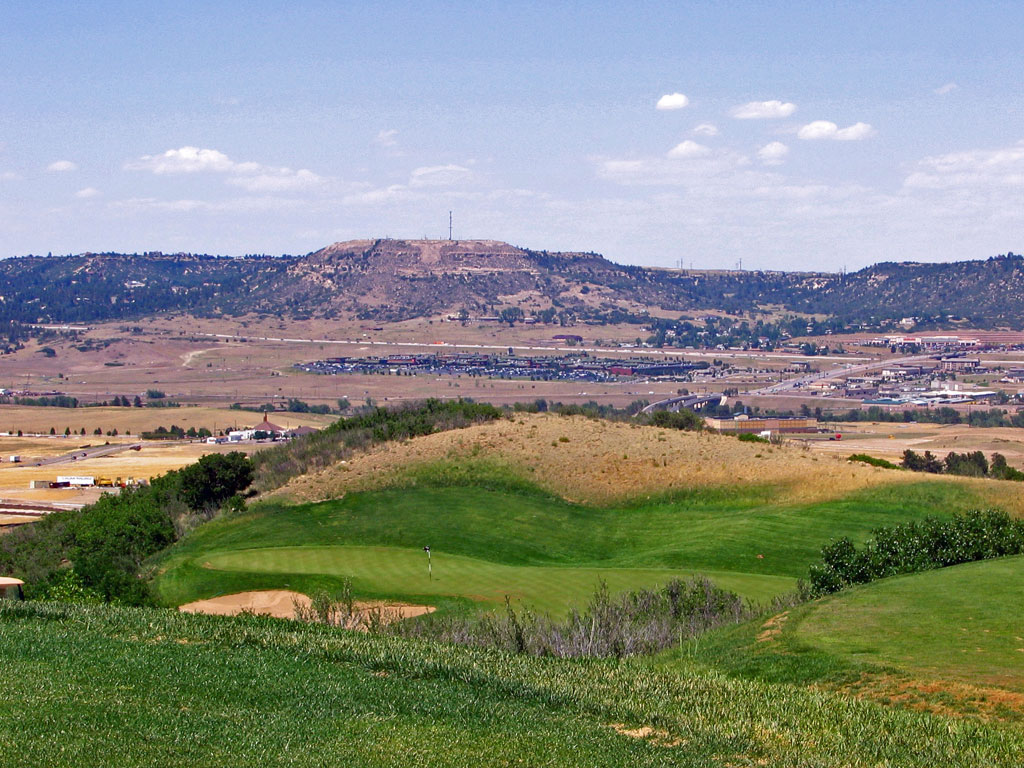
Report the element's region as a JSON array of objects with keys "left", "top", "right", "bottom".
[
  {"left": 747, "top": 354, "right": 936, "bottom": 396},
  {"left": 639, "top": 393, "right": 725, "bottom": 415},
  {"left": 31, "top": 442, "right": 143, "bottom": 467}
]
